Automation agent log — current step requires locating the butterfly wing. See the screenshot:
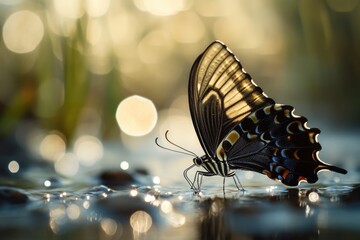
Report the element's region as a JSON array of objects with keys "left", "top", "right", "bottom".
[
  {"left": 189, "top": 41, "right": 347, "bottom": 186},
  {"left": 188, "top": 41, "right": 274, "bottom": 159},
  {"left": 221, "top": 104, "right": 346, "bottom": 185}
]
